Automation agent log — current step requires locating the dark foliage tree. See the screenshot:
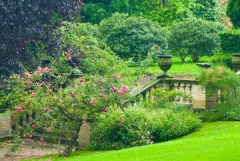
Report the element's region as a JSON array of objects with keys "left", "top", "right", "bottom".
[
  {"left": 226, "top": 0, "right": 240, "bottom": 28},
  {"left": 0, "top": 0, "right": 83, "bottom": 76}
]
